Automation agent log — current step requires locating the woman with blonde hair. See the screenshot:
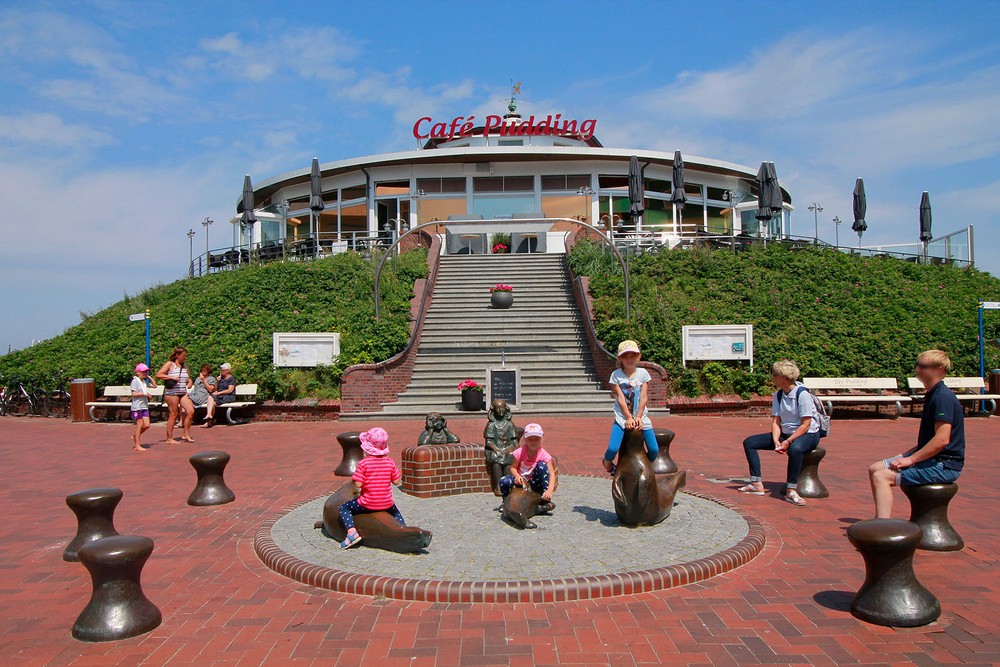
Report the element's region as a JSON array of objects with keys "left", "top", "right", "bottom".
[
  {"left": 156, "top": 346, "right": 195, "bottom": 444},
  {"left": 737, "top": 359, "right": 821, "bottom": 506}
]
